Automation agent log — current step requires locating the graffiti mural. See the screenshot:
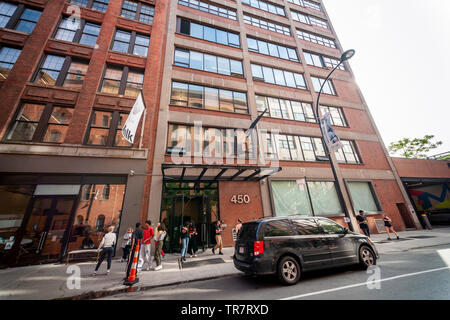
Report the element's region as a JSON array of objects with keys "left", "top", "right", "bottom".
[{"left": 408, "top": 184, "right": 450, "bottom": 211}]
